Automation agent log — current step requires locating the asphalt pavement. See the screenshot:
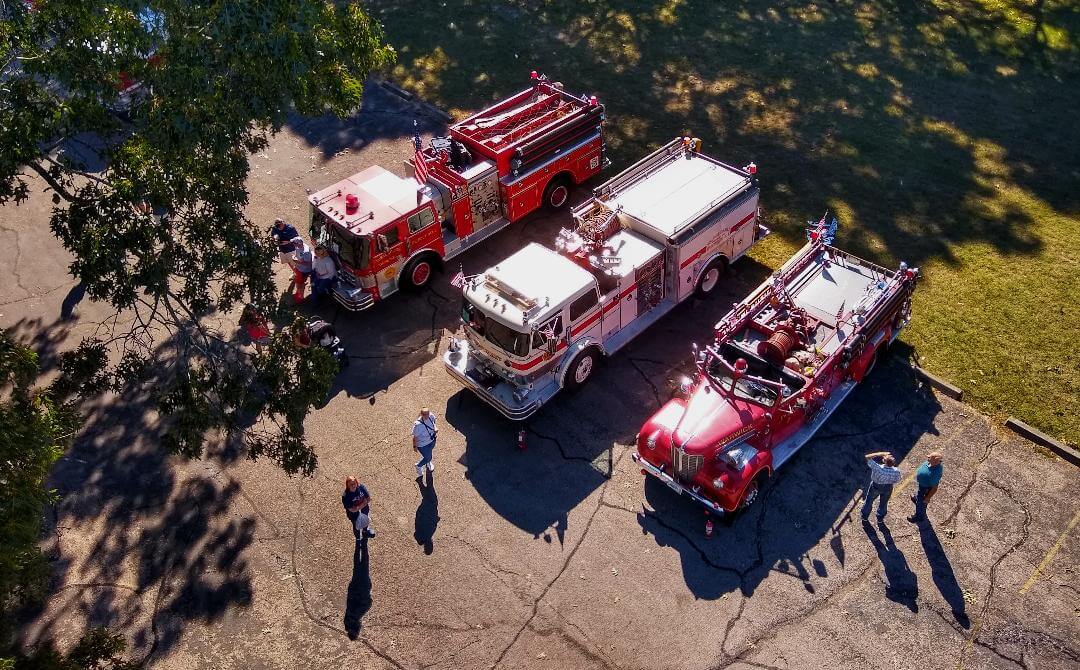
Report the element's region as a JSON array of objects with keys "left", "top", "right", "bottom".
[{"left": 2, "top": 83, "right": 1077, "bottom": 670}]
